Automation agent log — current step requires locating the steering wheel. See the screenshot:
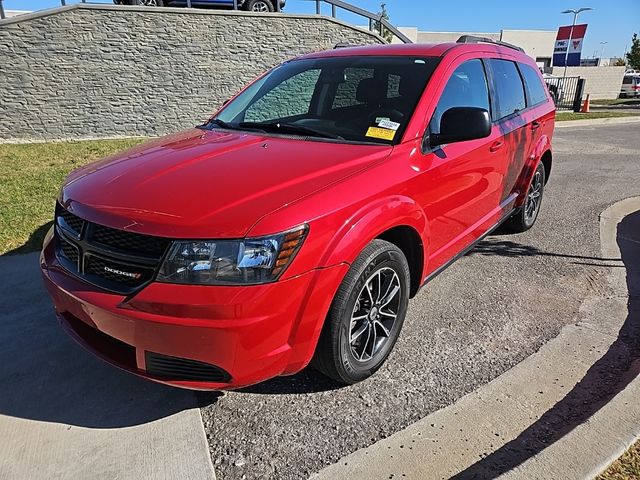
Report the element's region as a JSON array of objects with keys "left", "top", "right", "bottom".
[{"left": 367, "top": 108, "right": 405, "bottom": 126}]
